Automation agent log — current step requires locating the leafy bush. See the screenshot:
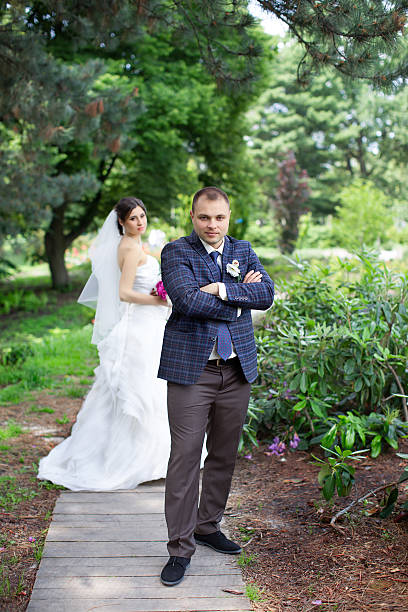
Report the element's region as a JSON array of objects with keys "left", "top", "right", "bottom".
[
  {"left": 0, "top": 289, "right": 52, "bottom": 314},
  {"left": 313, "top": 445, "right": 367, "bottom": 501},
  {"left": 320, "top": 408, "right": 408, "bottom": 458},
  {"left": 252, "top": 252, "right": 408, "bottom": 452},
  {"left": 331, "top": 180, "right": 393, "bottom": 250},
  {"left": 0, "top": 344, "right": 35, "bottom": 366}
]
